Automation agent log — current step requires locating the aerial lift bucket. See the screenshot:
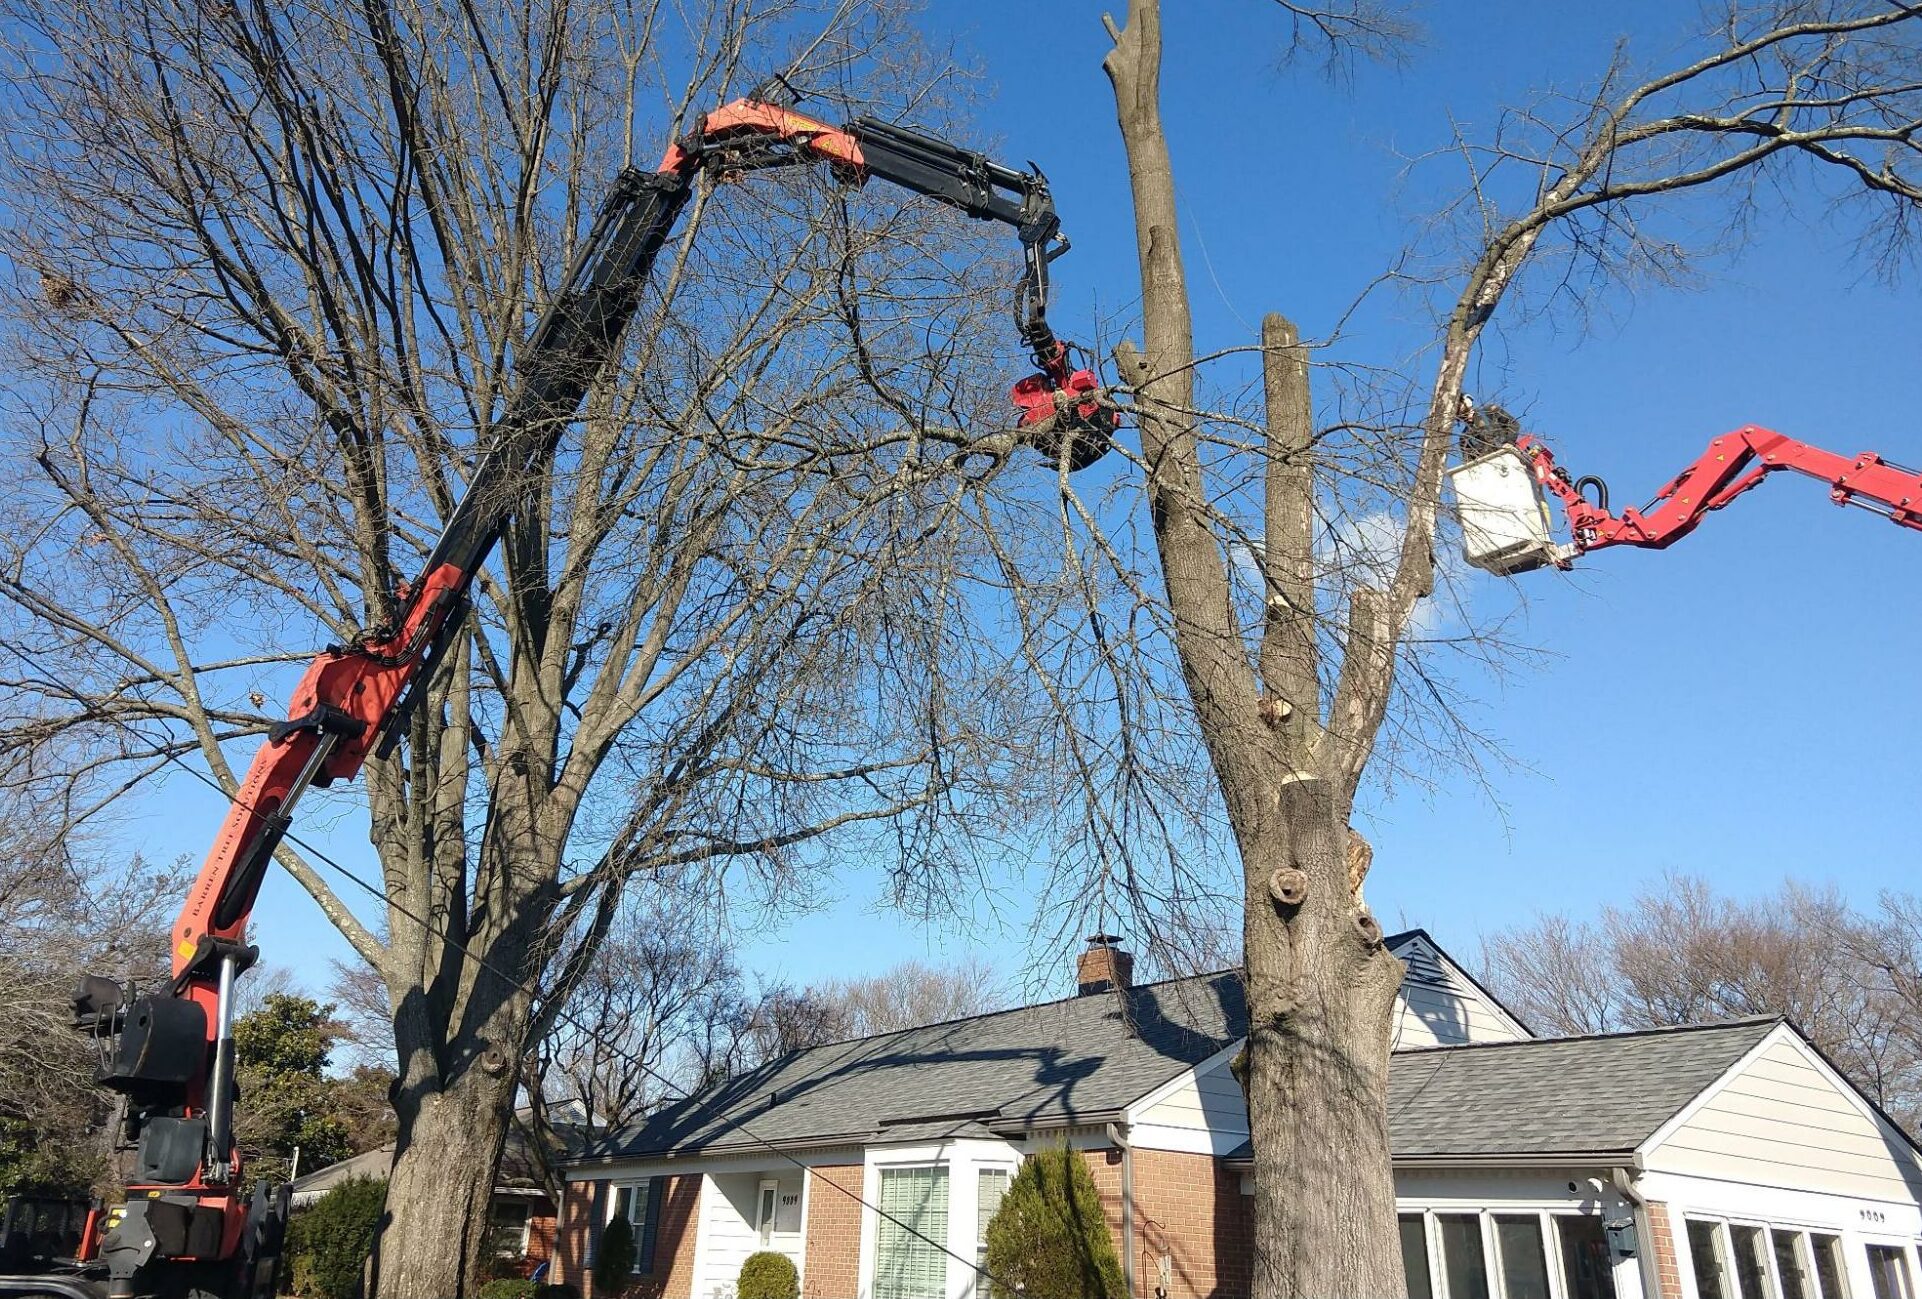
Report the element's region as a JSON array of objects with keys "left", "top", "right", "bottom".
[{"left": 1445, "top": 444, "right": 1562, "bottom": 575}]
